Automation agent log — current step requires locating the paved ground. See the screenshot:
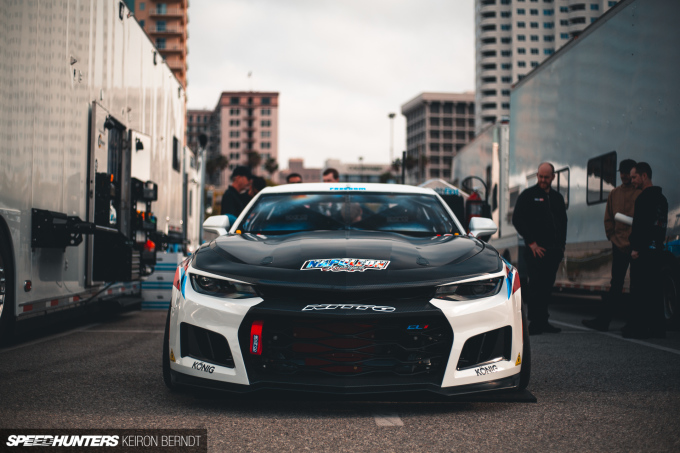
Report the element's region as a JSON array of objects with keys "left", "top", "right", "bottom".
[{"left": 1, "top": 298, "right": 679, "bottom": 452}]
